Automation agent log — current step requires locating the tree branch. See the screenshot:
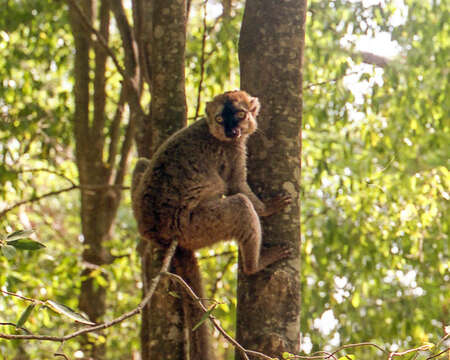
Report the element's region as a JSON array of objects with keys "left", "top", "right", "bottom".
[
  {"left": 107, "top": 86, "right": 127, "bottom": 169},
  {"left": 91, "top": 0, "right": 111, "bottom": 160},
  {"left": 66, "top": 0, "right": 126, "bottom": 78},
  {"left": 109, "top": 0, "right": 146, "bottom": 120},
  {"left": 0, "top": 184, "right": 130, "bottom": 219},
  {"left": 114, "top": 103, "right": 136, "bottom": 187},
  {"left": 15, "top": 168, "right": 77, "bottom": 187},
  {"left": 194, "top": 0, "right": 208, "bottom": 120},
  {"left": 0, "top": 185, "right": 78, "bottom": 219},
  {"left": 0, "top": 240, "right": 178, "bottom": 342}
]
